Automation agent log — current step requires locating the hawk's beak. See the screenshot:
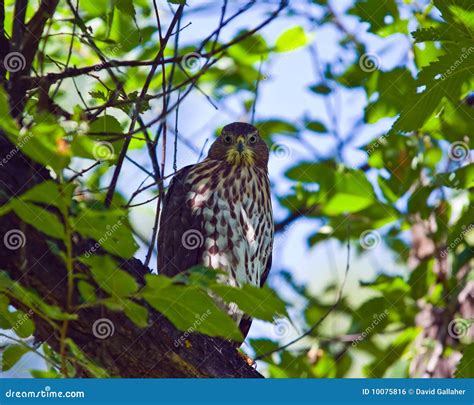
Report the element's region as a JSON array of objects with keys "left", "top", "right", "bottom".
[{"left": 236, "top": 136, "right": 245, "bottom": 153}]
